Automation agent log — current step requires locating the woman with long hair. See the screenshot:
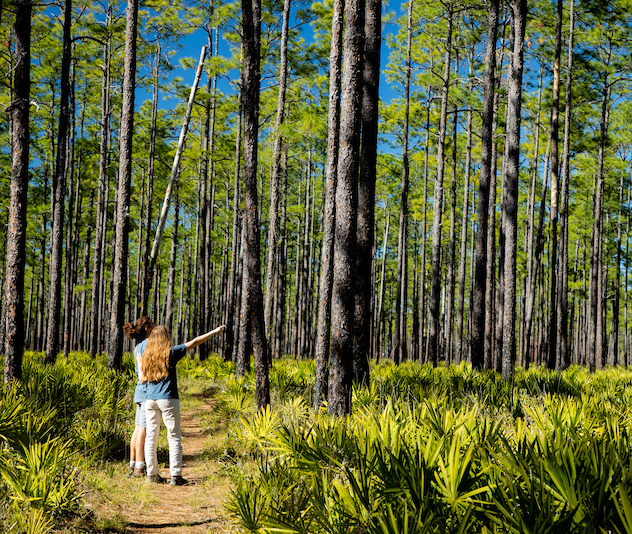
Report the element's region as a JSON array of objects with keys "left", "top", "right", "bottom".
[
  {"left": 141, "top": 324, "right": 225, "bottom": 485},
  {"left": 122, "top": 316, "right": 155, "bottom": 477}
]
